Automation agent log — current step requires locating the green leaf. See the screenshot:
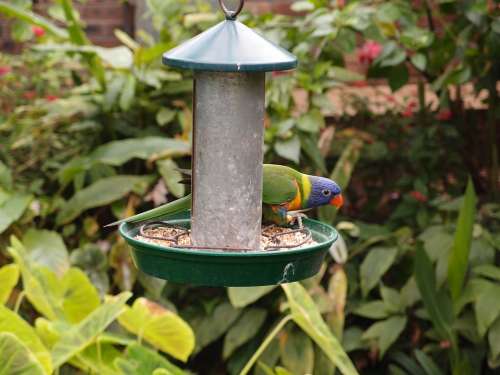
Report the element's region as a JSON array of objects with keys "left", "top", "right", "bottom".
[
  {"left": 400, "top": 27, "right": 434, "bottom": 49},
  {"left": 414, "top": 350, "right": 444, "bottom": 375},
  {"left": 193, "top": 302, "right": 242, "bottom": 352},
  {"left": 22, "top": 229, "right": 69, "bottom": 277},
  {"left": 472, "top": 264, "right": 500, "bottom": 281},
  {"left": 274, "top": 136, "right": 301, "bottom": 164},
  {"left": 119, "top": 75, "right": 136, "bottom": 110},
  {"left": 90, "top": 137, "right": 190, "bottom": 166},
  {"left": 223, "top": 308, "right": 267, "bottom": 359},
  {"left": 0, "top": 264, "right": 19, "bottom": 304},
  {"left": 157, "top": 159, "right": 185, "bottom": 198},
  {"left": 300, "top": 133, "right": 327, "bottom": 175},
  {"left": 0, "top": 306, "right": 52, "bottom": 374},
  {"left": 280, "top": 327, "right": 314, "bottom": 375},
  {"left": 474, "top": 281, "right": 500, "bottom": 337},
  {"left": 60, "top": 268, "right": 100, "bottom": 323},
  {"left": 448, "top": 178, "right": 477, "bottom": 303},
  {"left": 488, "top": 317, "right": 500, "bottom": 362},
  {"left": 56, "top": 175, "right": 153, "bottom": 225},
  {"left": 0, "top": 1, "right": 68, "bottom": 38},
  {"left": 51, "top": 292, "right": 131, "bottom": 367},
  {"left": 360, "top": 247, "right": 398, "bottom": 297},
  {"left": 387, "top": 64, "right": 409, "bottom": 91},
  {"left": 328, "top": 66, "right": 364, "bottom": 82},
  {"left": 0, "top": 193, "right": 31, "bottom": 233},
  {"left": 156, "top": 108, "right": 177, "bottom": 127},
  {"left": 118, "top": 297, "right": 194, "bottom": 361},
  {"left": 0, "top": 161, "right": 12, "bottom": 190},
  {"left": 353, "top": 301, "right": 389, "bottom": 319},
  {"left": 281, "top": 283, "right": 358, "bottom": 375},
  {"left": 362, "top": 315, "right": 407, "bottom": 357},
  {"left": 297, "top": 111, "right": 324, "bottom": 133},
  {"left": 114, "top": 343, "right": 185, "bottom": 375},
  {"left": 227, "top": 286, "right": 277, "bottom": 308},
  {"left": 411, "top": 54, "right": 427, "bottom": 71},
  {"left": 0, "top": 333, "right": 45, "bottom": 375},
  {"left": 414, "top": 245, "right": 455, "bottom": 343}
]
